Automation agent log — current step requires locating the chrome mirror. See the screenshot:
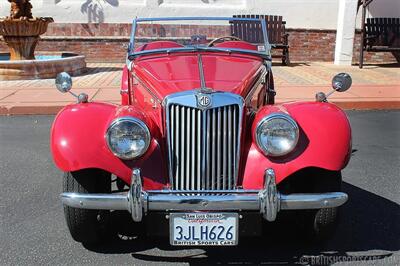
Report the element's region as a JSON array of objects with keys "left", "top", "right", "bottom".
[
  {"left": 316, "top": 73, "right": 352, "bottom": 102},
  {"left": 332, "top": 73, "right": 352, "bottom": 92},
  {"left": 55, "top": 72, "right": 72, "bottom": 93},
  {"left": 55, "top": 72, "right": 88, "bottom": 103}
]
